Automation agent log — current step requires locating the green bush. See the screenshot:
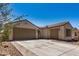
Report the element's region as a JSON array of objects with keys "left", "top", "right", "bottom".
[
  {"left": 2, "top": 30, "right": 9, "bottom": 41},
  {"left": 1, "top": 24, "right": 11, "bottom": 42}
]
